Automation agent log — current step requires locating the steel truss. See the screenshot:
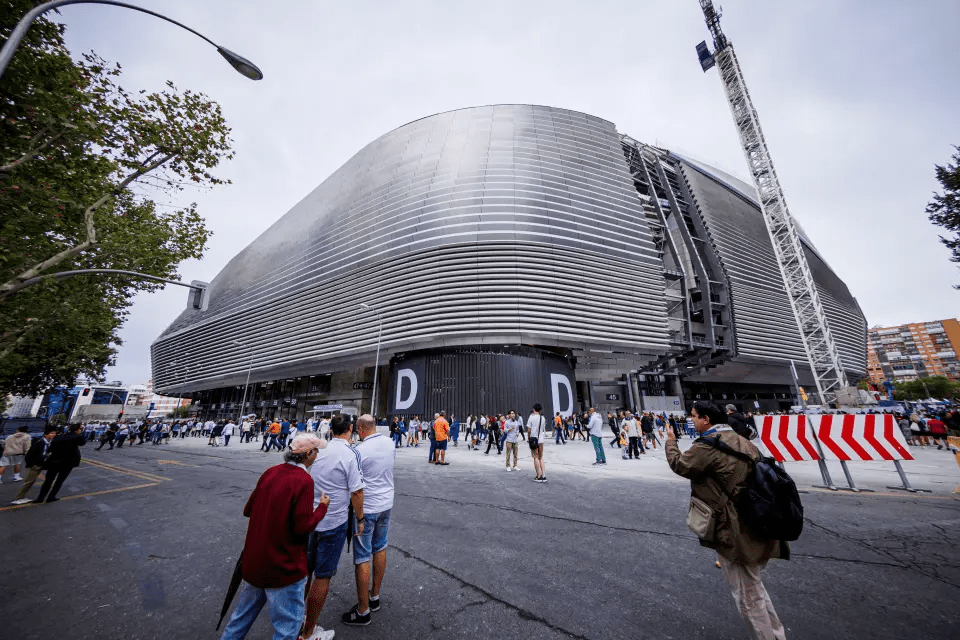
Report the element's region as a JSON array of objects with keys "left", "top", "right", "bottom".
[{"left": 698, "top": 0, "right": 847, "bottom": 403}]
